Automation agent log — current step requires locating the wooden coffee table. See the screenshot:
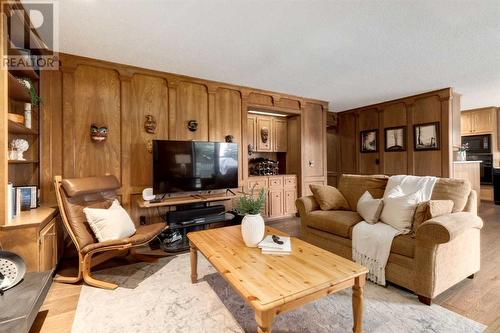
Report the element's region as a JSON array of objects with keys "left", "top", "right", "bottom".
[{"left": 188, "top": 225, "right": 368, "bottom": 333}]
